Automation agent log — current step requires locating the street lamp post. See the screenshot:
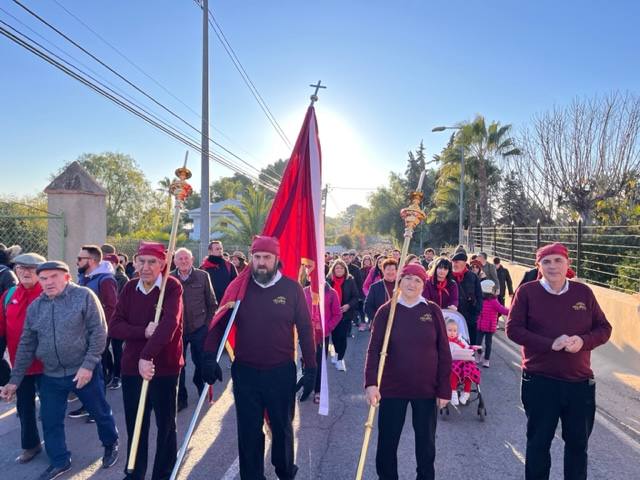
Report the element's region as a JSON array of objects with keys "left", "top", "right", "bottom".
[{"left": 432, "top": 125, "right": 464, "bottom": 246}]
